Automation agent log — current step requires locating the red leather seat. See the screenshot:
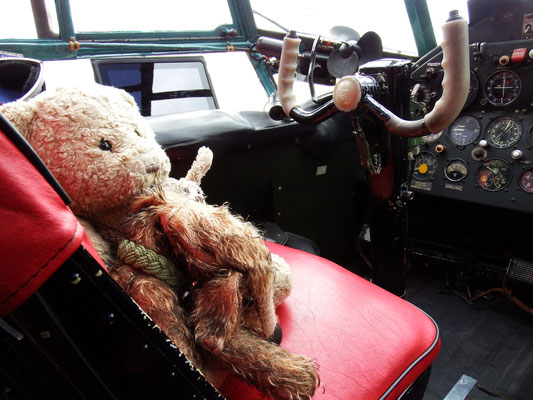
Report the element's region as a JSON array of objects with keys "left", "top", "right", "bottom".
[{"left": 219, "top": 242, "right": 440, "bottom": 400}]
